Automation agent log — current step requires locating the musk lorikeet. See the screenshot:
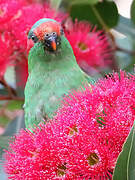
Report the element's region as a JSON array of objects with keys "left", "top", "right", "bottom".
[{"left": 24, "top": 18, "right": 93, "bottom": 129}]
